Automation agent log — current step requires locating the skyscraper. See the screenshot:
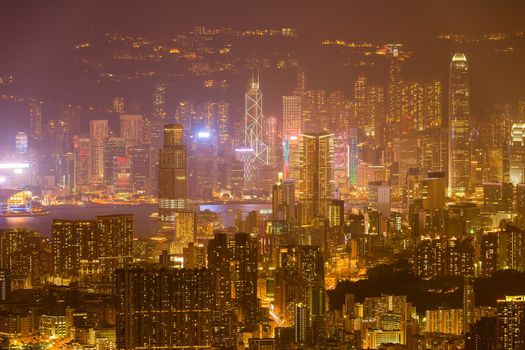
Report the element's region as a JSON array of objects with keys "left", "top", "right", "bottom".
[
  {"left": 386, "top": 48, "right": 403, "bottom": 141},
  {"left": 90, "top": 120, "right": 109, "bottom": 181},
  {"left": 245, "top": 73, "right": 269, "bottom": 166},
  {"left": 497, "top": 296, "right": 525, "bottom": 350},
  {"left": 299, "top": 132, "right": 334, "bottom": 222},
  {"left": 96, "top": 214, "right": 133, "bottom": 266},
  {"left": 283, "top": 96, "right": 302, "bottom": 139},
  {"left": 116, "top": 266, "right": 213, "bottom": 350},
  {"left": 272, "top": 173, "right": 296, "bottom": 223},
  {"left": 52, "top": 220, "right": 97, "bottom": 279},
  {"left": 119, "top": 114, "right": 143, "bottom": 148},
  {"left": 73, "top": 135, "right": 91, "bottom": 192},
  {"left": 158, "top": 124, "right": 188, "bottom": 222},
  {"left": 509, "top": 123, "right": 525, "bottom": 185},
  {"left": 463, "top": 276, "right": 475, "bottom": 334},
  {"left": 29, "top": 101, "right": 43, "bottom": 146},
  {"left": 152, "top": 82, "right": 167, "bottom": 121},
  {"left": 448, "top": 53, "right": 471, "bottom": 197}
]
